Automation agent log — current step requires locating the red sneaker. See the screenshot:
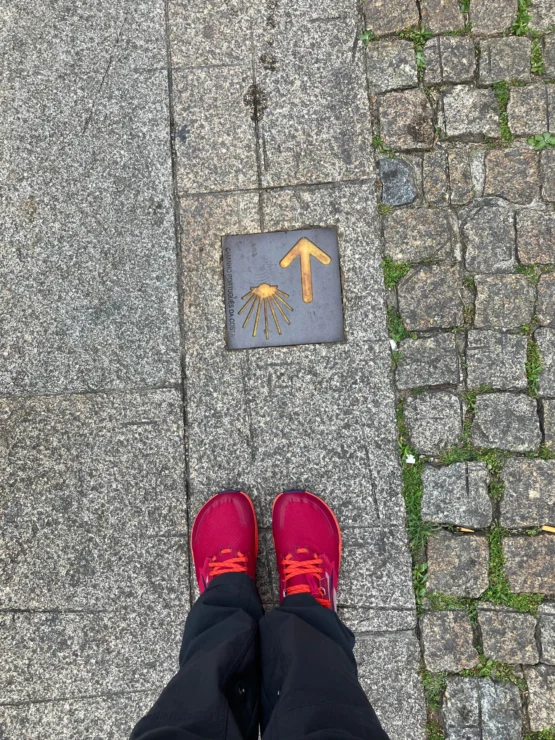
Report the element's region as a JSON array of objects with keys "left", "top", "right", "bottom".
[
  {"left": 272, "top": 490, "right": 342, "bottom": 611},
  {"left": 191, "top": 491, "right": 258, "bottom": 593}
]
